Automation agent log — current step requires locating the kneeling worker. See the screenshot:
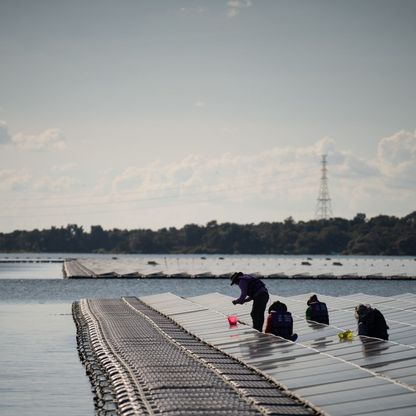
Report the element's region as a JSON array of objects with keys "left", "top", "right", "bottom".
[
  {"left": 230, "top": 272, "right": 269, "bottom": 332},
  {"left": 355, "top": 304, "right": 389, "bottom": 340},
  {"left": 265, "top": 301, "right": 298, "bottom": 341},
  {"left": 305, "top": 294, "right": 329, "bottom": 325}
]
